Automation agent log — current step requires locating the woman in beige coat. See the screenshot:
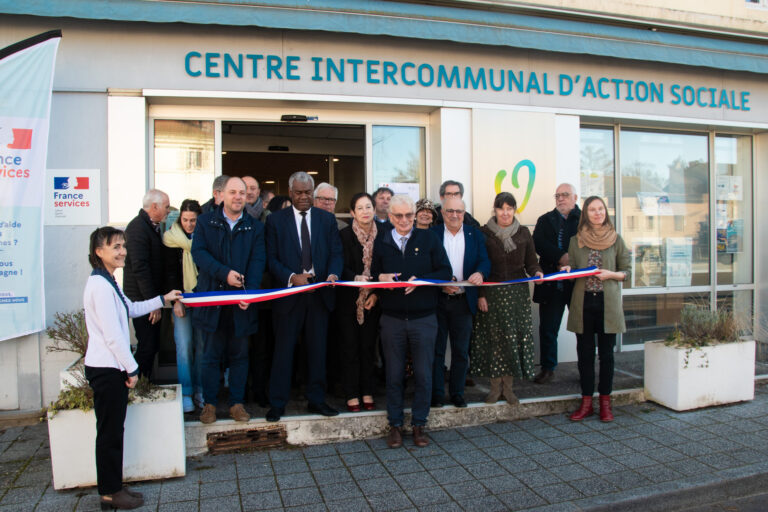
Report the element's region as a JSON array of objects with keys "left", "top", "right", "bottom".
[{"left": 563, "top": 196, "right": 630, "bottom": 422}]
